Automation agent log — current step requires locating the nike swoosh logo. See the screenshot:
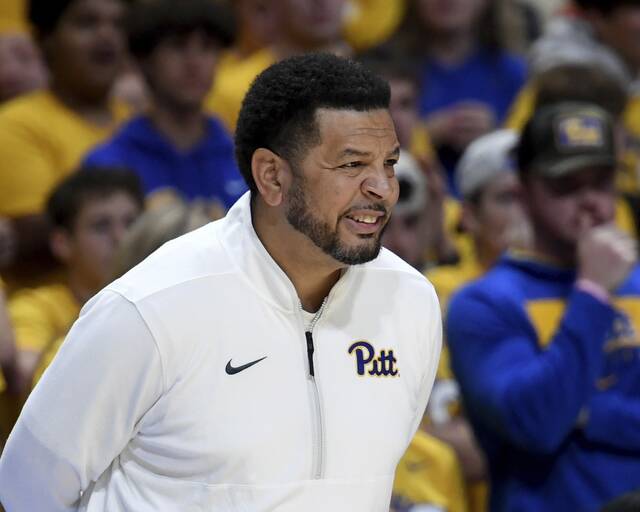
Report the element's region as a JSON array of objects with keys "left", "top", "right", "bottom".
[{"left": 225, "top": 356, "right": 267, "bottom": 375}]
